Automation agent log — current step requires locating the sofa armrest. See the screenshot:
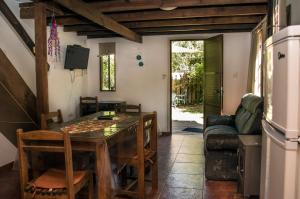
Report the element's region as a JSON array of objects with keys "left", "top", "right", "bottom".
[{"left": 206, "top": 115, "right": 235, "bottom": 127}]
